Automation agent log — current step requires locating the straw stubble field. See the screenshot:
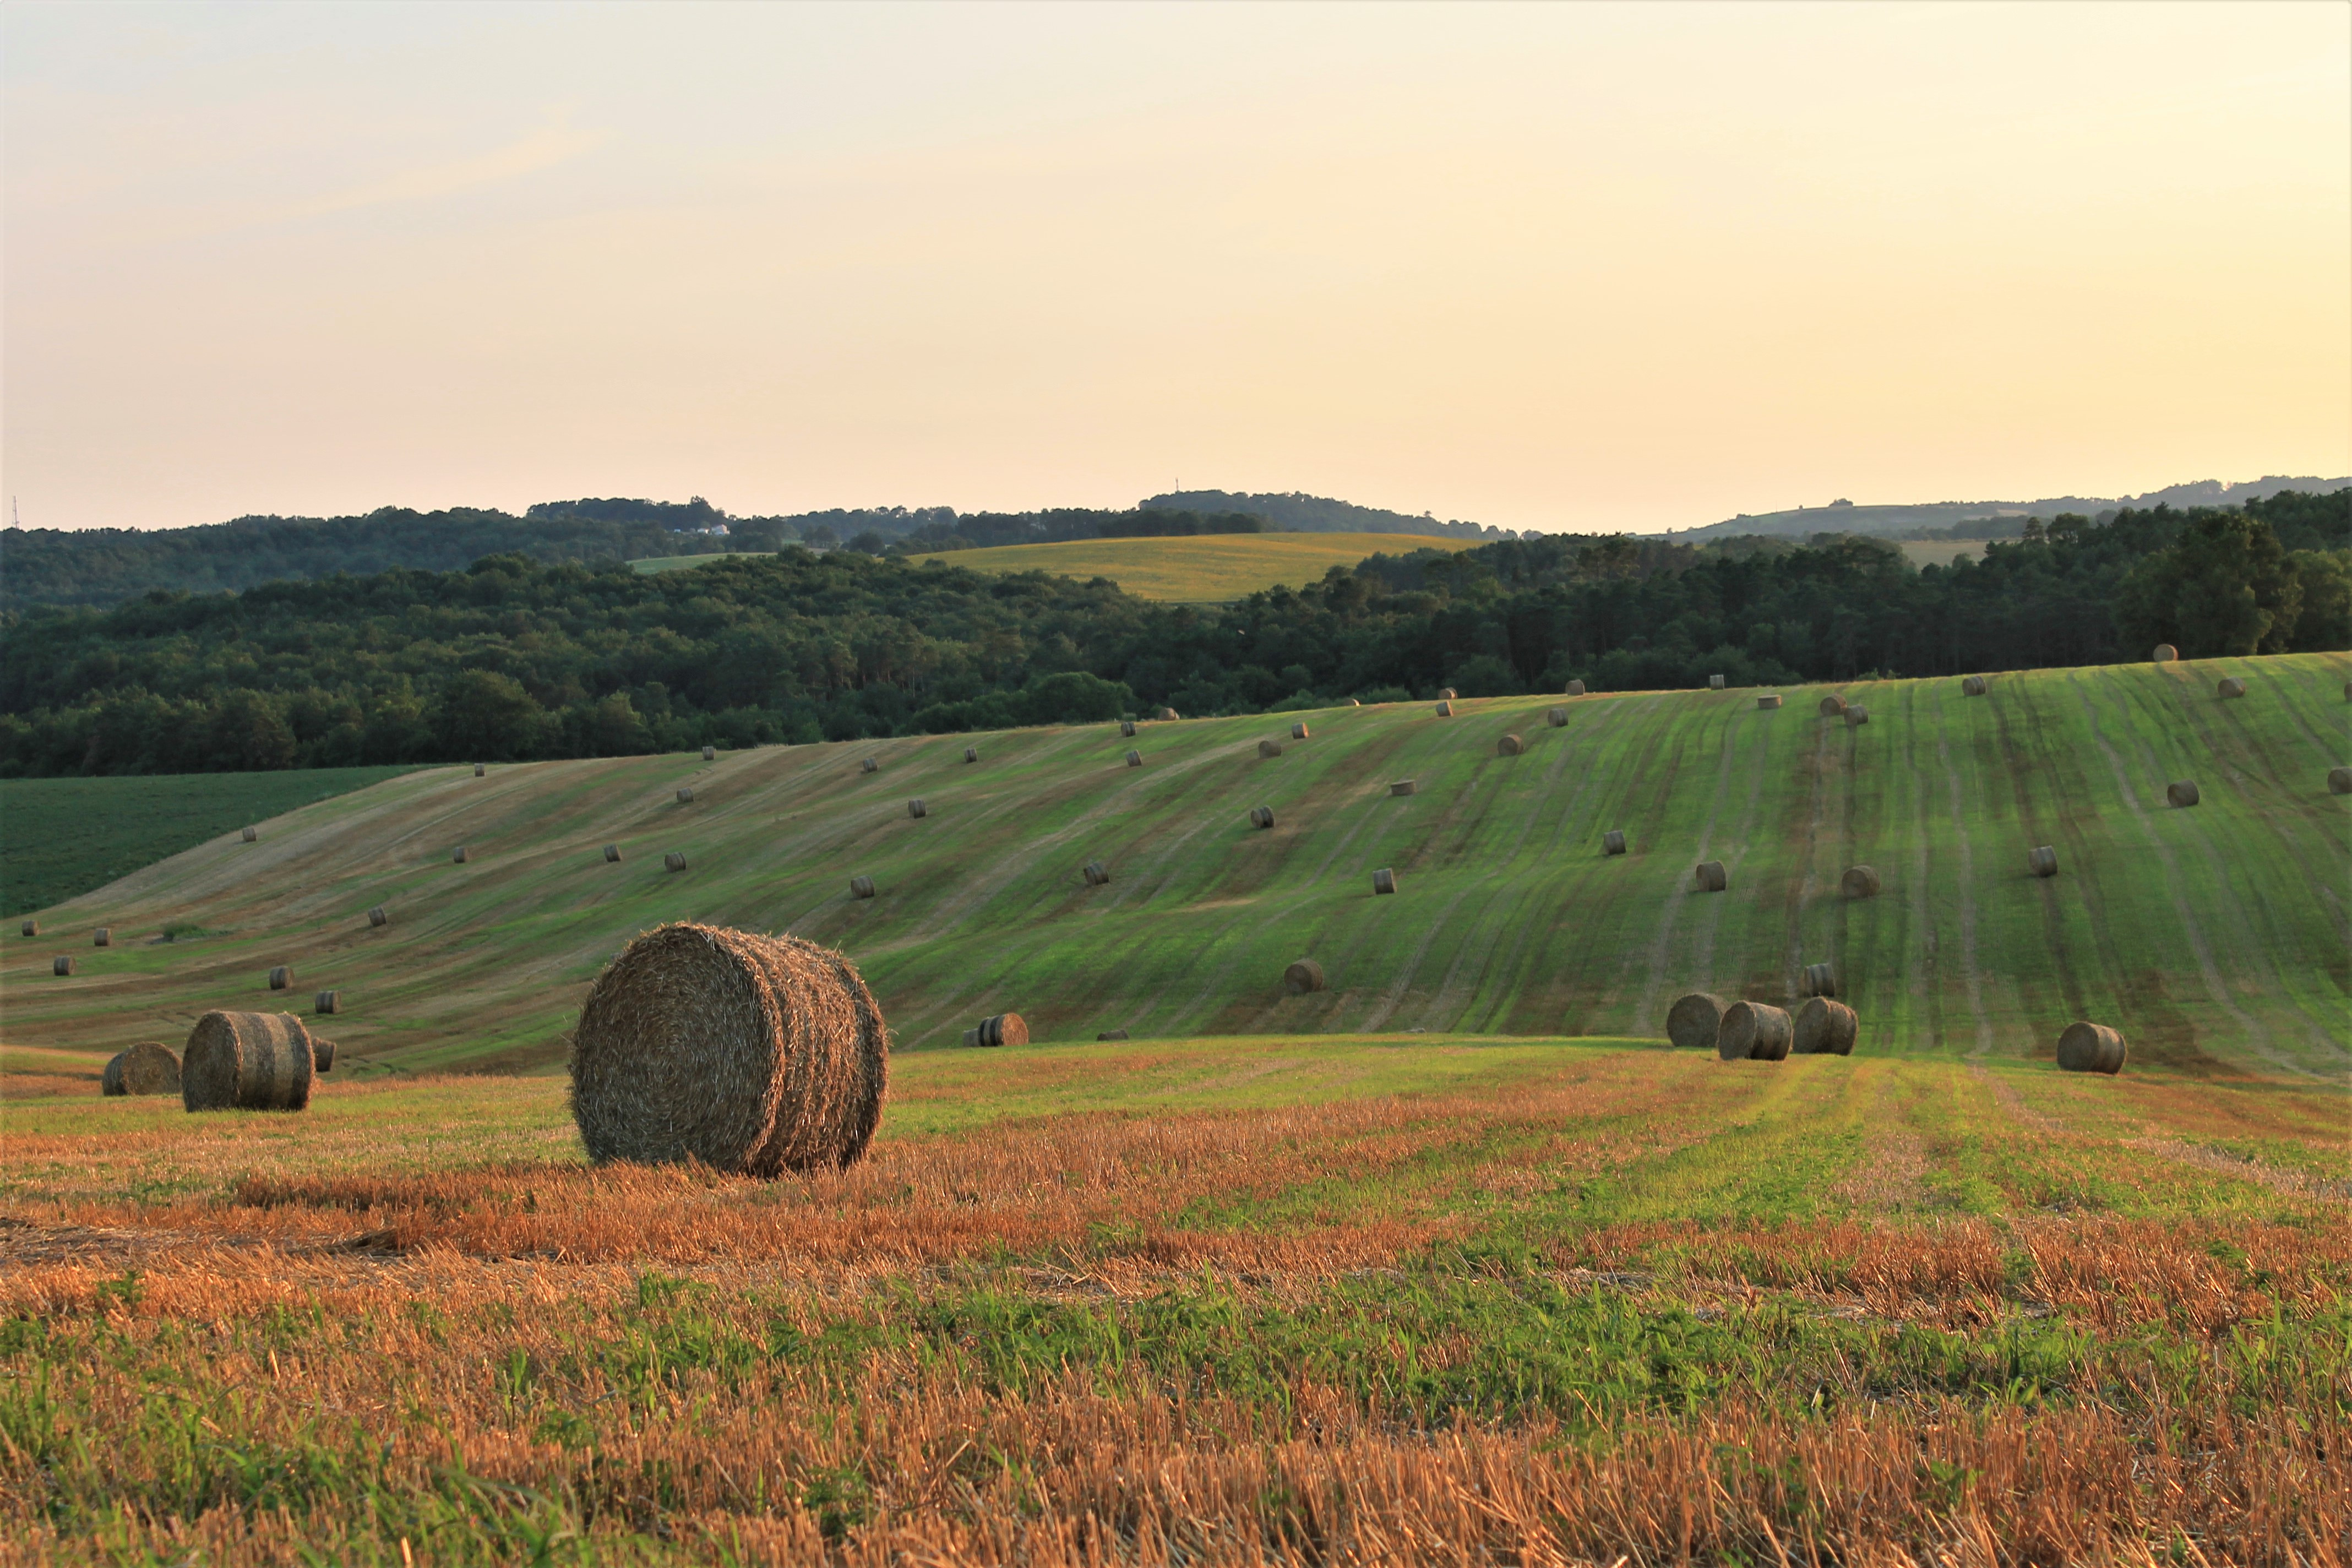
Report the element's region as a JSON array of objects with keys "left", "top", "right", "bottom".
[{"left": 2, "top": 1037, "right": 2347, "bottom": 1565}]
